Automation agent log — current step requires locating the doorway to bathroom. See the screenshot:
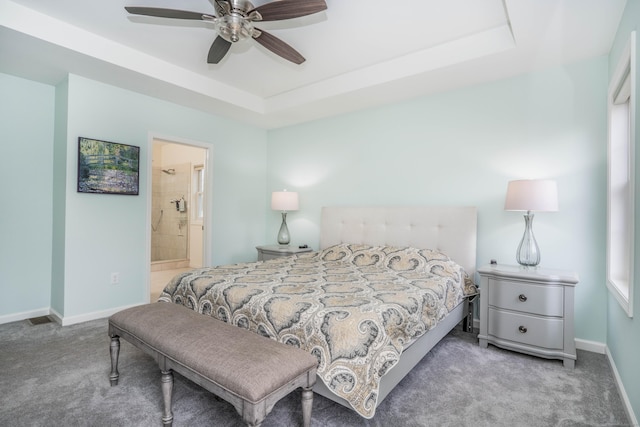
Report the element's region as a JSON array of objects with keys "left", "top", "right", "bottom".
[{"left": 149, "top": 137, "right": 209, "bottom": 300}]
